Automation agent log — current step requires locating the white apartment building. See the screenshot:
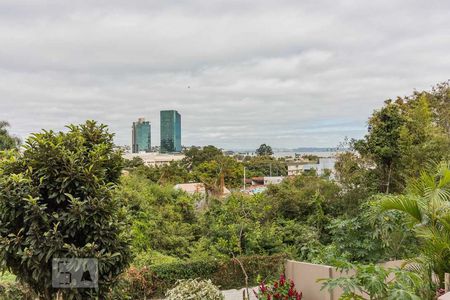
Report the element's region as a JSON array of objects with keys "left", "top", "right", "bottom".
[
  {"left": 287, "top": 157, "right": 336, "bottom": 177},
  {"left": 123, "top": 152, "right": 185, "bottom": 167}
]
